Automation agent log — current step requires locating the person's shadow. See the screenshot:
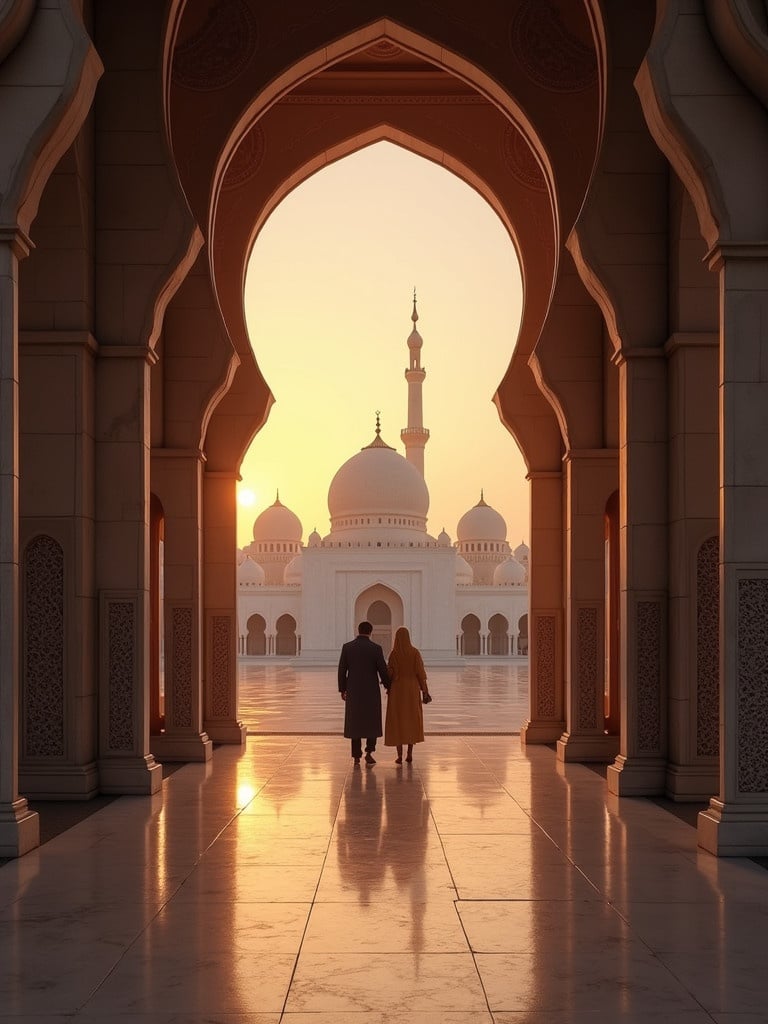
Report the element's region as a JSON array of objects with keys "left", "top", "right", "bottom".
[{"left": 335, "top": 766, "right": 385, "bottom": 907}]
